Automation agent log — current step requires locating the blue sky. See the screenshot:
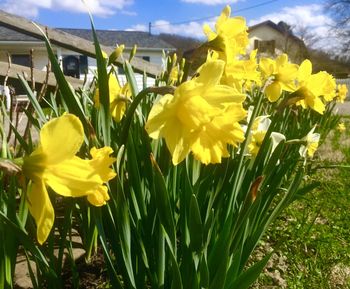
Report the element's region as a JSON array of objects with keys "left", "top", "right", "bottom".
[{"left": 0, "top": 0, "right": 334, "bottom": 48}]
